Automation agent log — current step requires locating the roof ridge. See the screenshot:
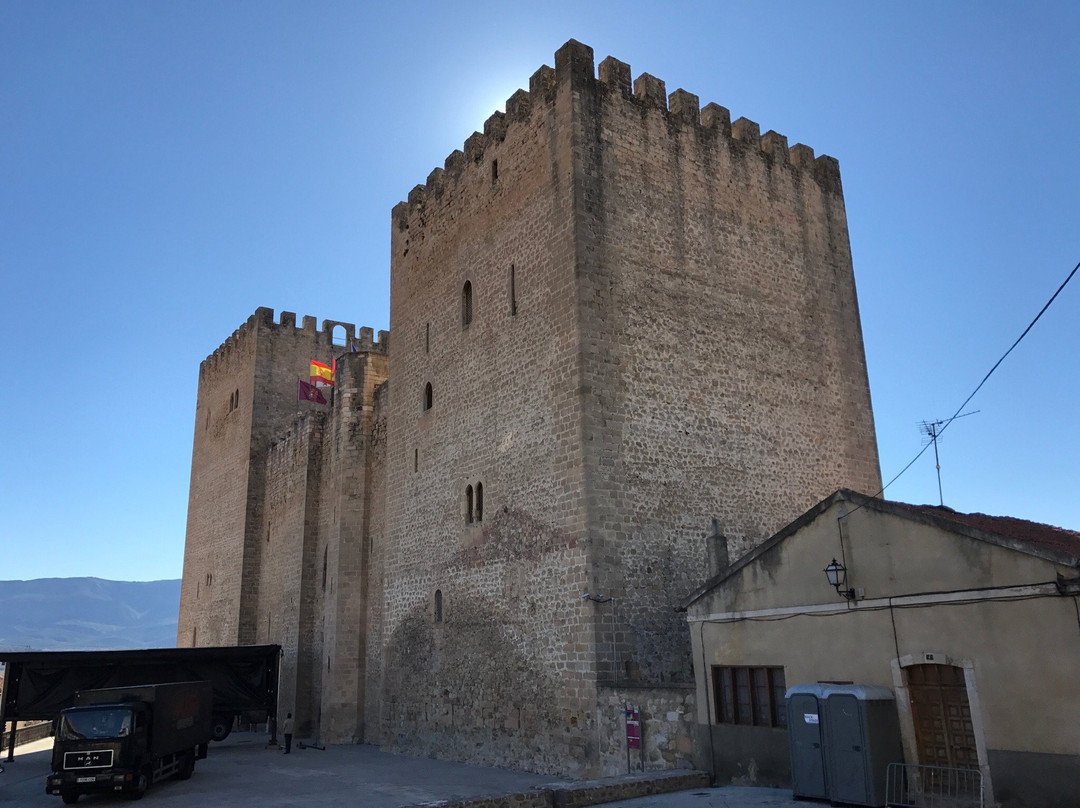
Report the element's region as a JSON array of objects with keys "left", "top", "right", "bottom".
[{"left": 897, "top": 501, "right": 1080, "bottom": 560}]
